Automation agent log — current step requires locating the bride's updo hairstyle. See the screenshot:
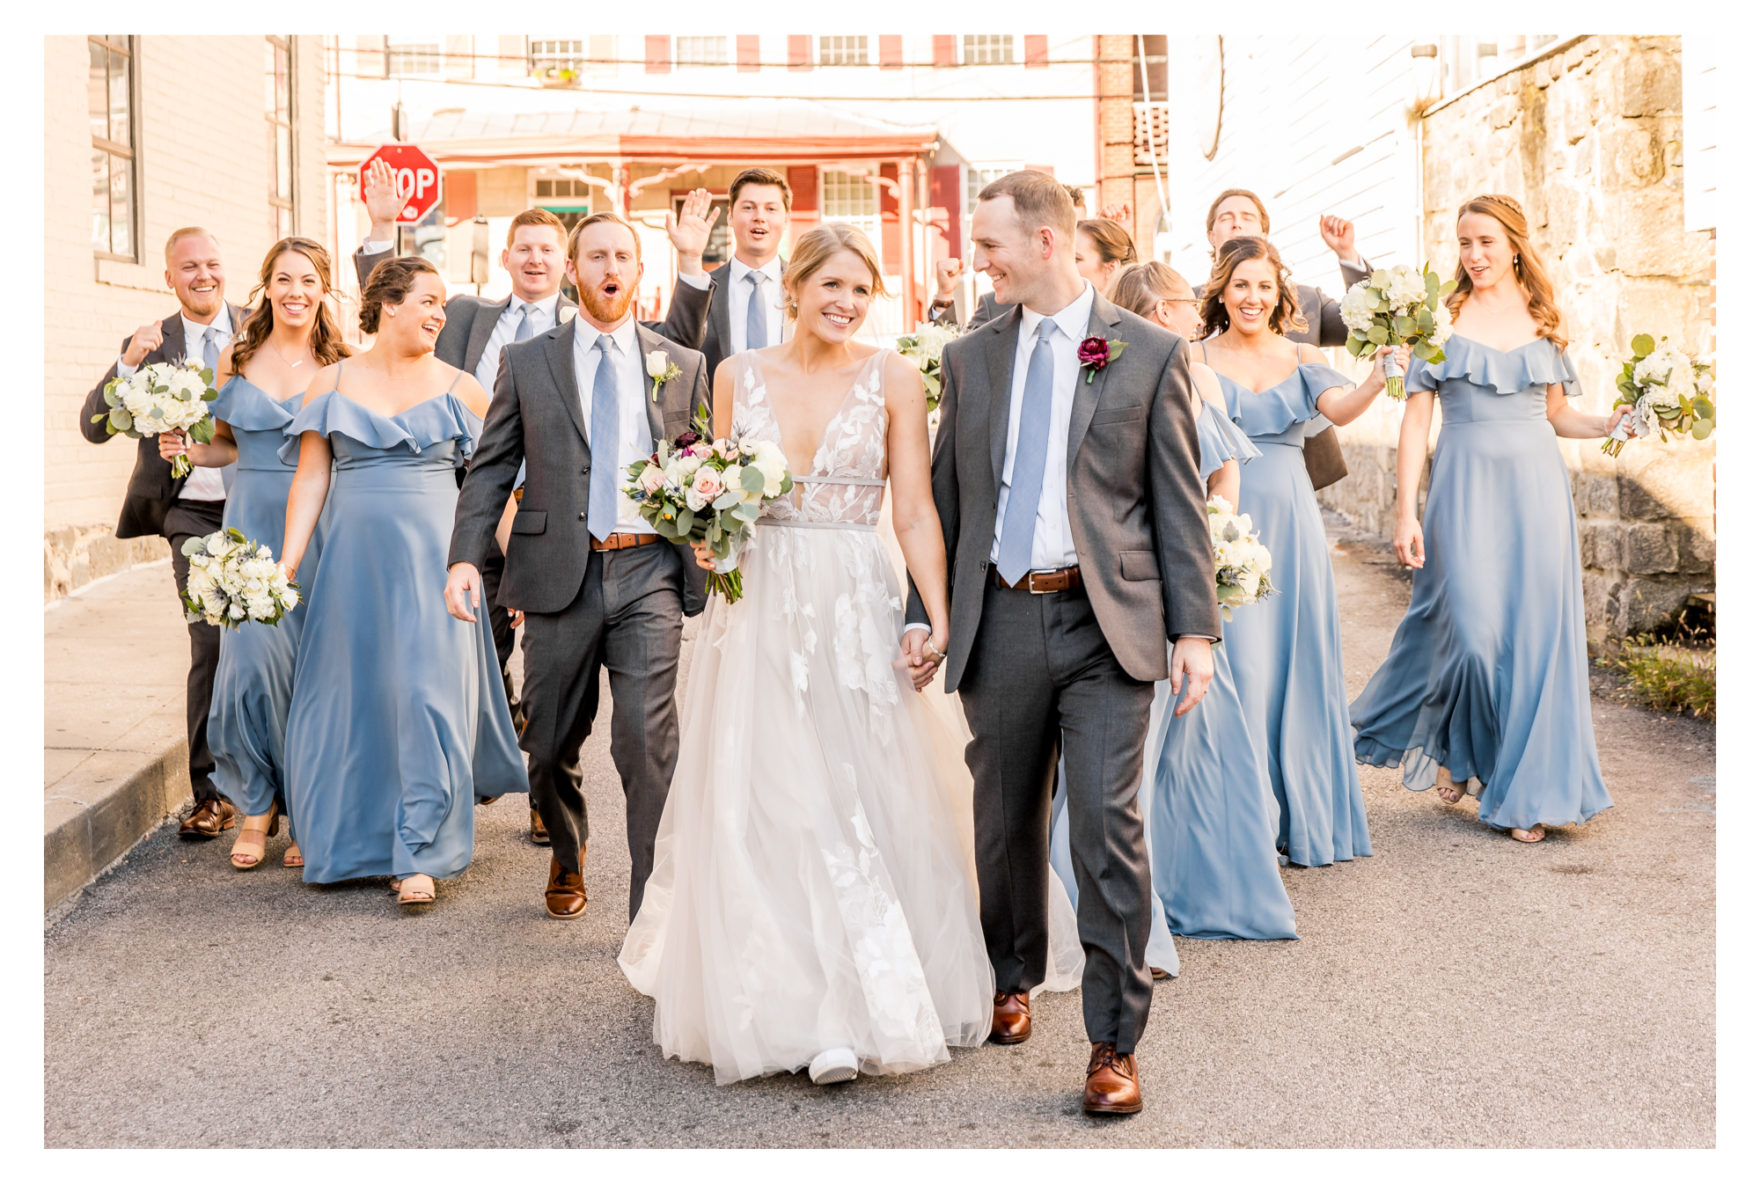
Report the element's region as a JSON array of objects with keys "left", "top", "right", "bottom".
[
  {"left": 781, "top": 223, "right": 889, "bottom": 319},
  {"left": 1448, "top": 193, "right": 1567, "bottom": 347},
  {"left": 359, "top": 255, "right": 441, "bottom": 335},
  {"left": 1201, "top": 235, "right": 1306, "bottom": 338}
]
